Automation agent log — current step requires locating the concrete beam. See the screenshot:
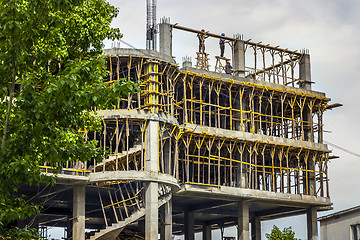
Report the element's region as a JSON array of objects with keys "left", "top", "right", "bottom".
[
  {"left": 182, "top": 124, "right": 329, "bottom": 152},
  {"left": 89, "top": 171, "right": 180, "bottom": 191},
  {"left": 178, "top": 184, "right": 332, "bottom": 207}
]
